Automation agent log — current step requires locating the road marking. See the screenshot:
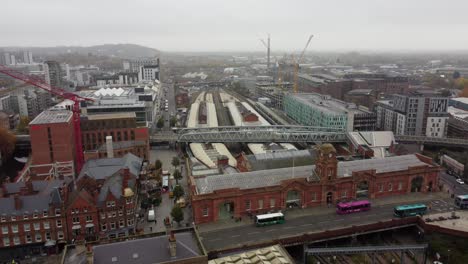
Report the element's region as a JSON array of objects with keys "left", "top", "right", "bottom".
[
  {"left": 301, "top": 223, "right": 314, "bottom": 227},
  {"left": 335, "top": 219, "right": 345, "bottom": 221},
  {"left": 231, "top": 235, "right": 240, "bottom": 238},
  {"left": 282, "top": 226, "right": 294, "bottom": 229},
  {"left": 266, "top": 229, "right": 276, "bottom": 232},
  {"left": 248, "top": 231, "right": 260, "bottom": 235}
]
